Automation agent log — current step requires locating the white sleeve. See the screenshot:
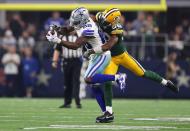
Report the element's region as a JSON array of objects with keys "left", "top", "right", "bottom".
[
  {"left": 14, "top": 54, "right": 21, "bottom": 65},
  {"left": 18, "top": 38, "right": 24, "bottom": 48},
  {"left": 2, "top": 54, "right": 9, "bottom": 64}
]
